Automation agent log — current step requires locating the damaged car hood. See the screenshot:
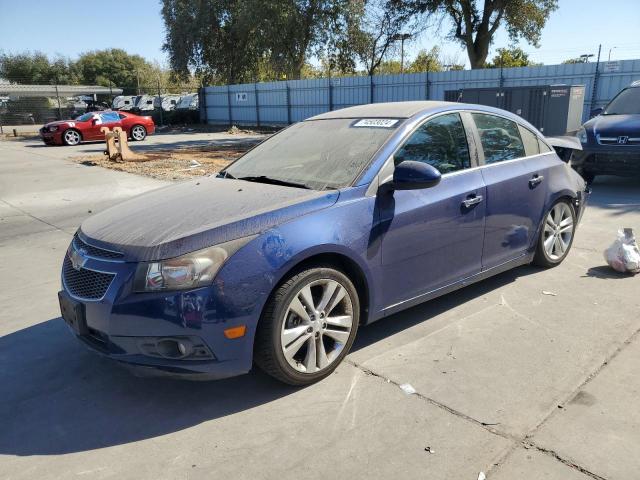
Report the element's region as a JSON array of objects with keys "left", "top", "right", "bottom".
[{"left": 80, "top": 177, "right": 339, "bottom": 261}]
